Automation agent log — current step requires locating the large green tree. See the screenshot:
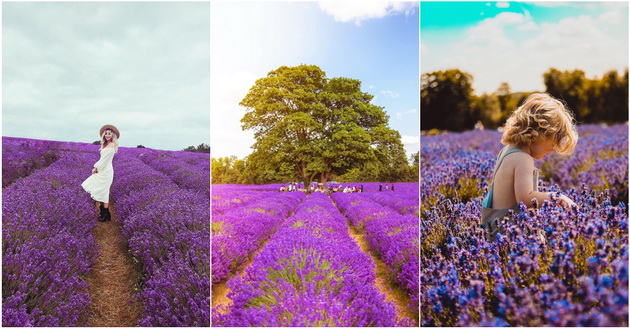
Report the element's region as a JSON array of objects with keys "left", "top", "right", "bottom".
[{"left": 240, "top": 64, "right": 407, "bottom": 187}]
